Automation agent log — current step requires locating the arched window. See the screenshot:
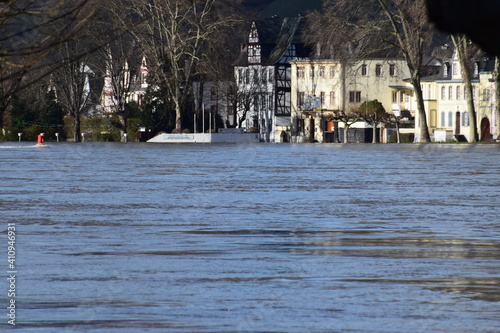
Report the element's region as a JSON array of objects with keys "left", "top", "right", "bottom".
[
  {"left": 441, "top": 86, "right": 446, "bottom": 100},
  {"left": 448, "top": 112, "right": 453, "bottom": 127},
  {"left": 441, "top": 112, "right": 446, "bottom": 127}
]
